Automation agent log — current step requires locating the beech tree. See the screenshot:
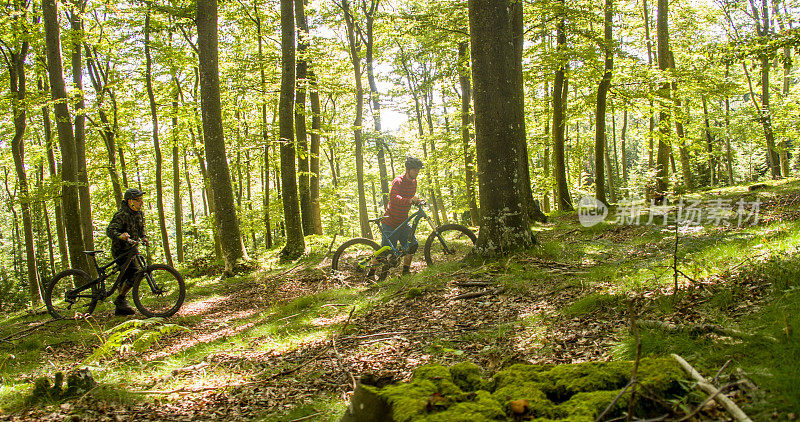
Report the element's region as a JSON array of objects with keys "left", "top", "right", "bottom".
[
  {"left": 468, "top": 0, "right": 533, "bottom": 255},
  {"left": 197, "top": 0, "right": 248, "bottom": 270}
]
